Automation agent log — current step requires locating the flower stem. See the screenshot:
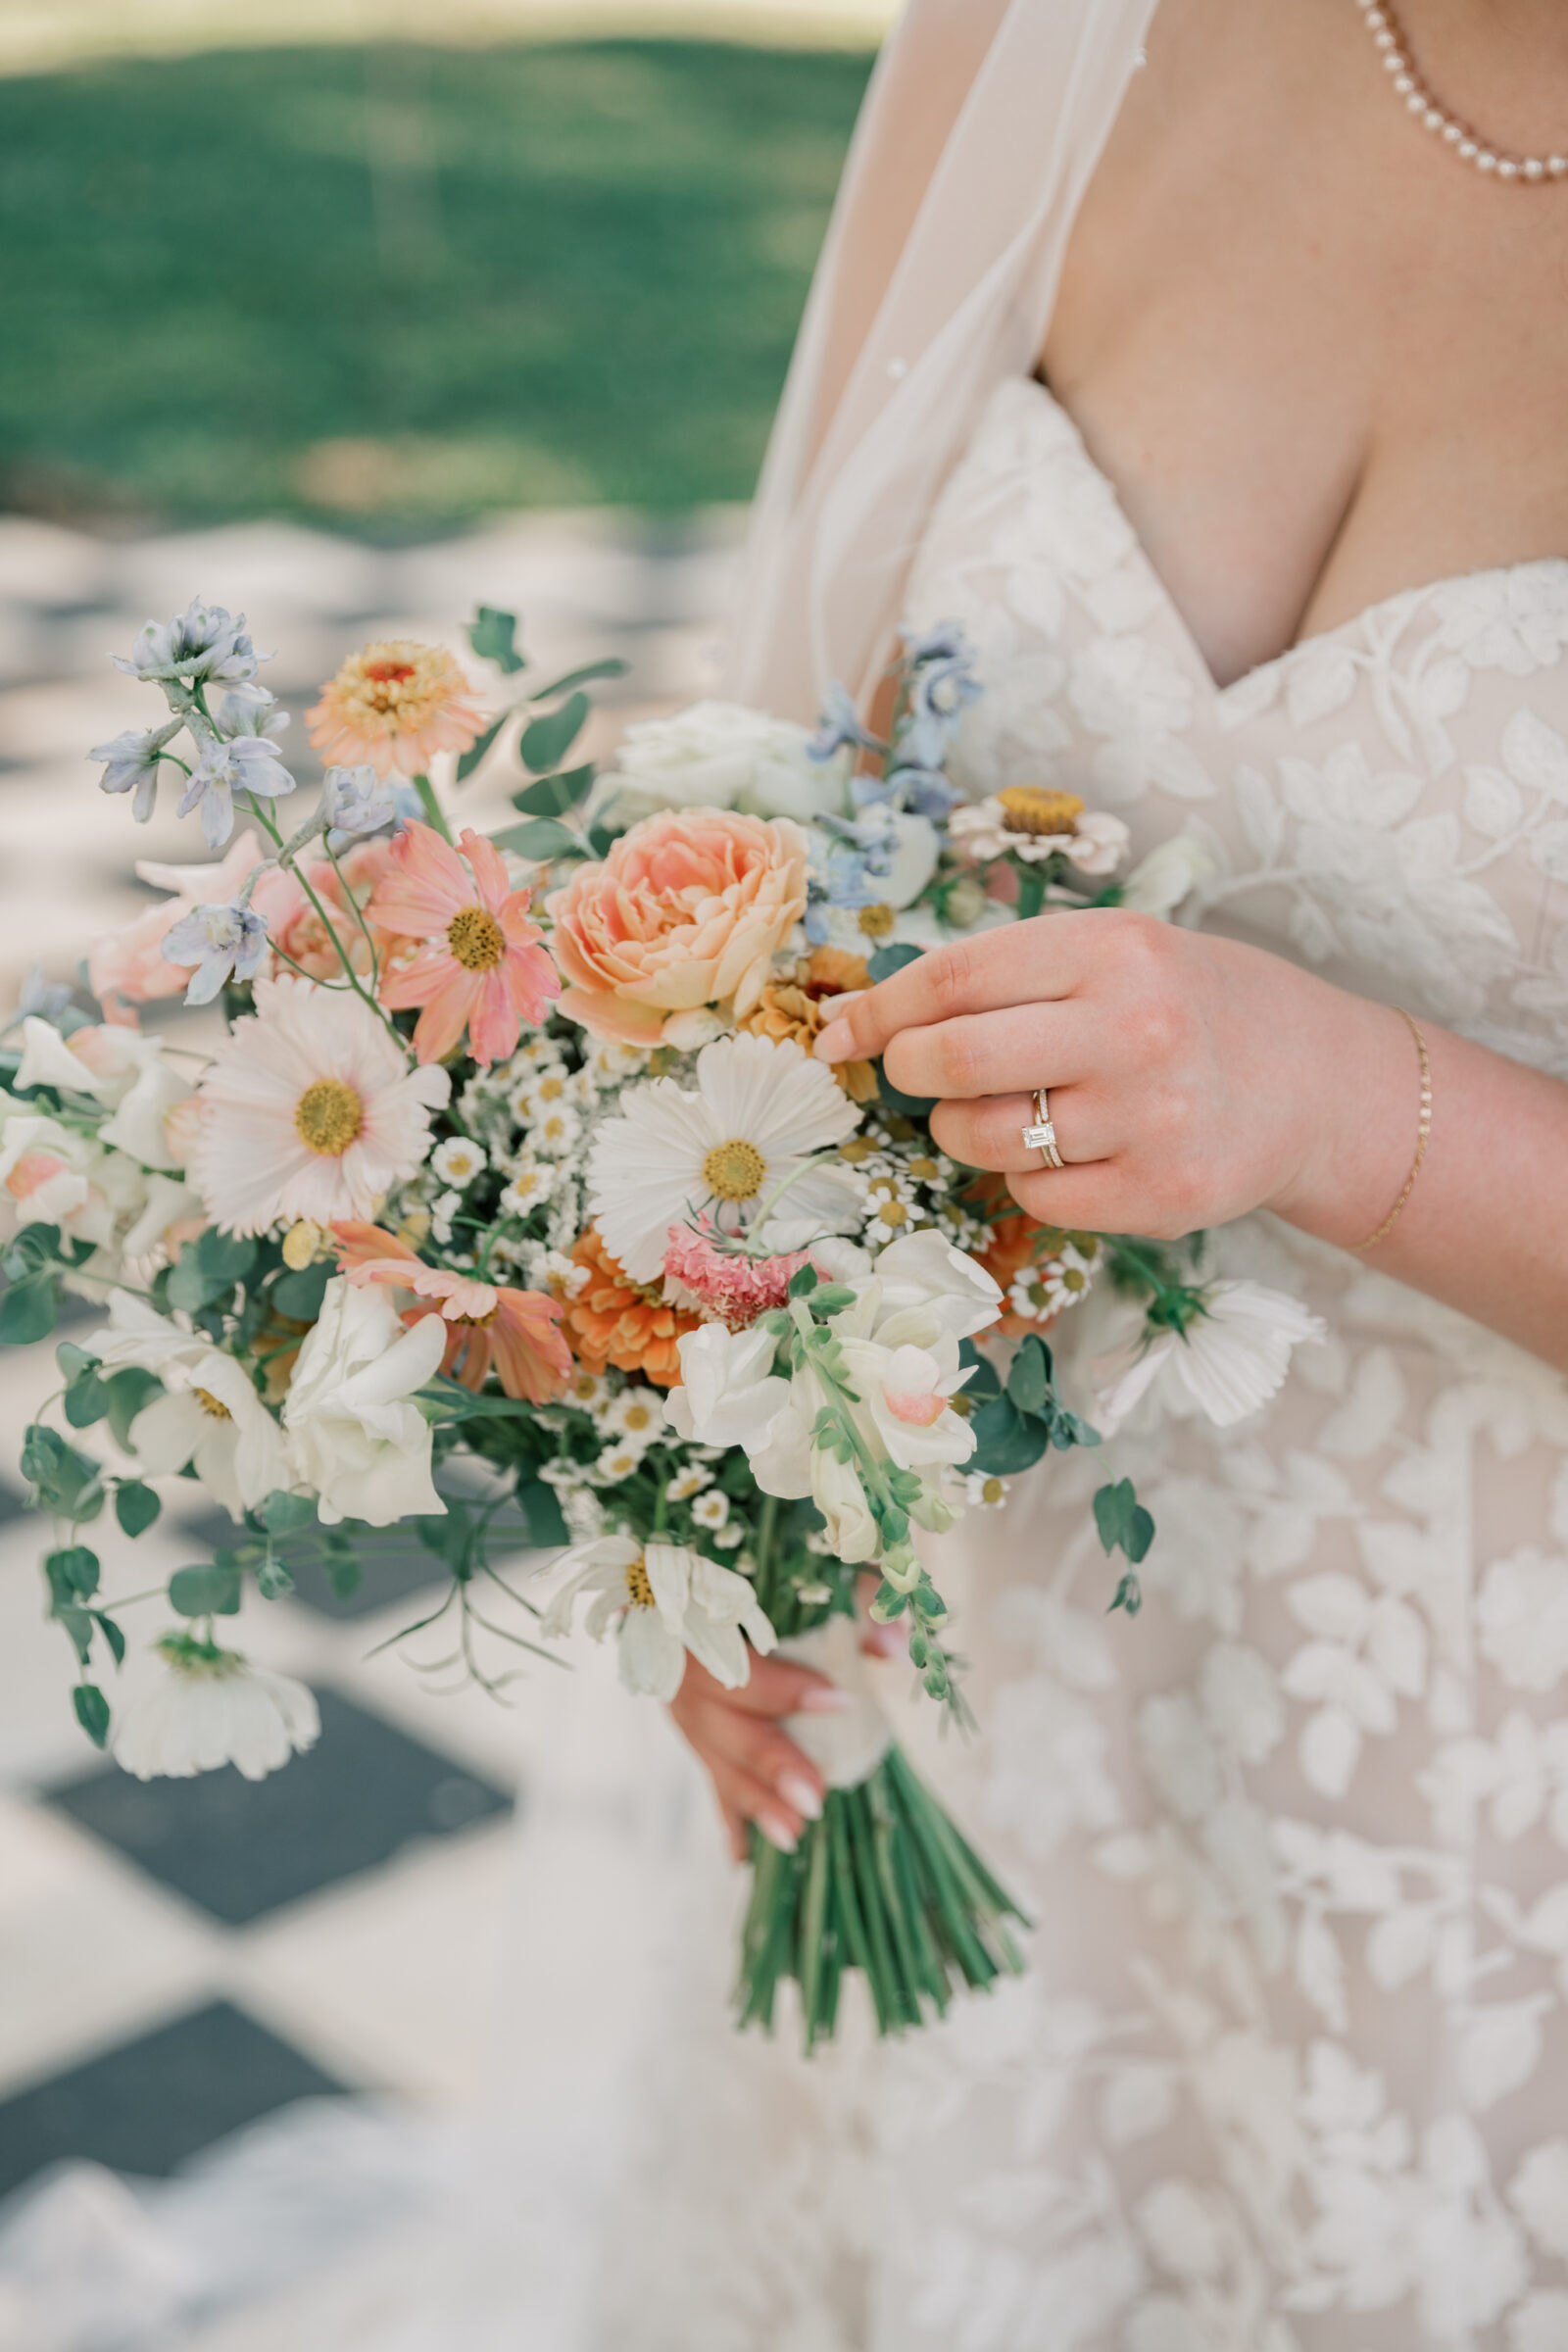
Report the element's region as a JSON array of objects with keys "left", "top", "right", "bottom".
[{"left": 412, "top": 772, "right": 454, "bottom": 846}]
